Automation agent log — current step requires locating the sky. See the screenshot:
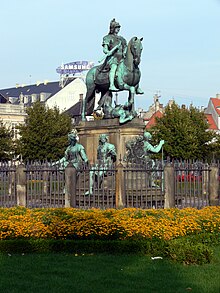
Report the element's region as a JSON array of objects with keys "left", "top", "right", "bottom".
[{"left": 0, "top": 0, "right": 220, "bottom": 110}]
